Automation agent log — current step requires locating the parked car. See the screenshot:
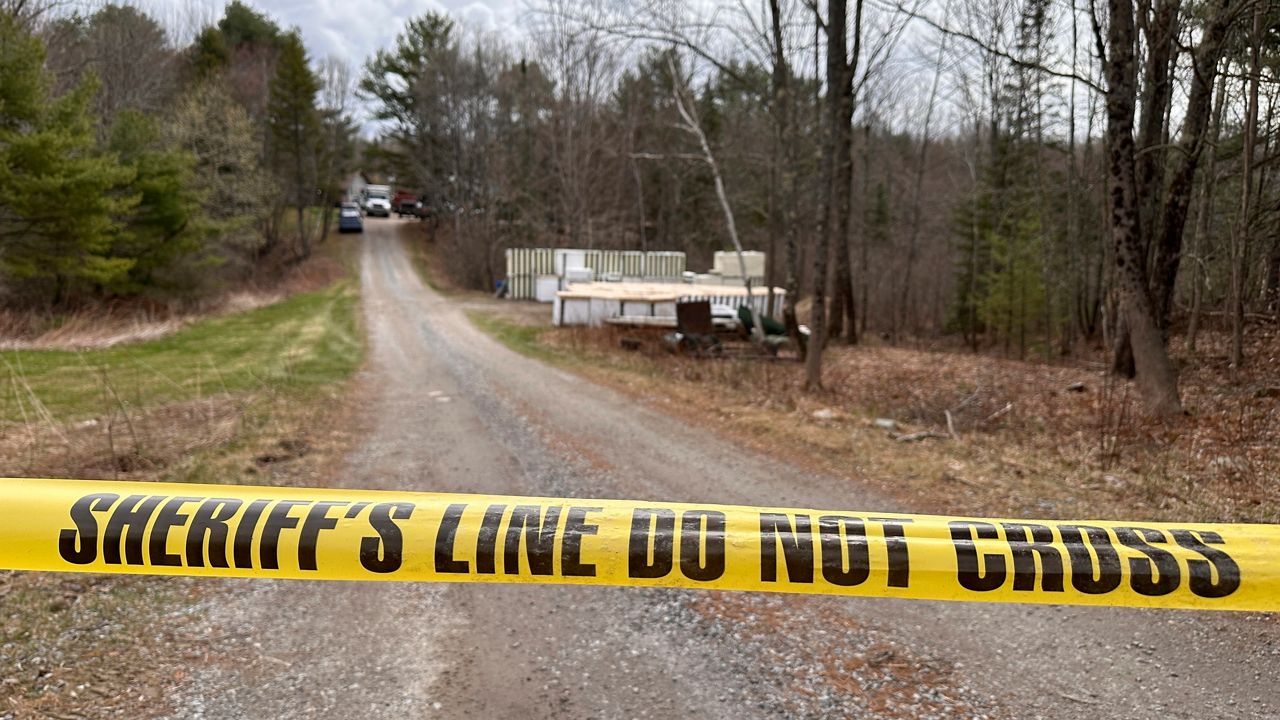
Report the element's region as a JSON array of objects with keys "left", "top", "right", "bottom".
[
  {"left": 397, "top": 198, "right": 423, "bottom": 218},
  {"left": 338, "top": 202, "right": 363, "bottom": 233}
]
